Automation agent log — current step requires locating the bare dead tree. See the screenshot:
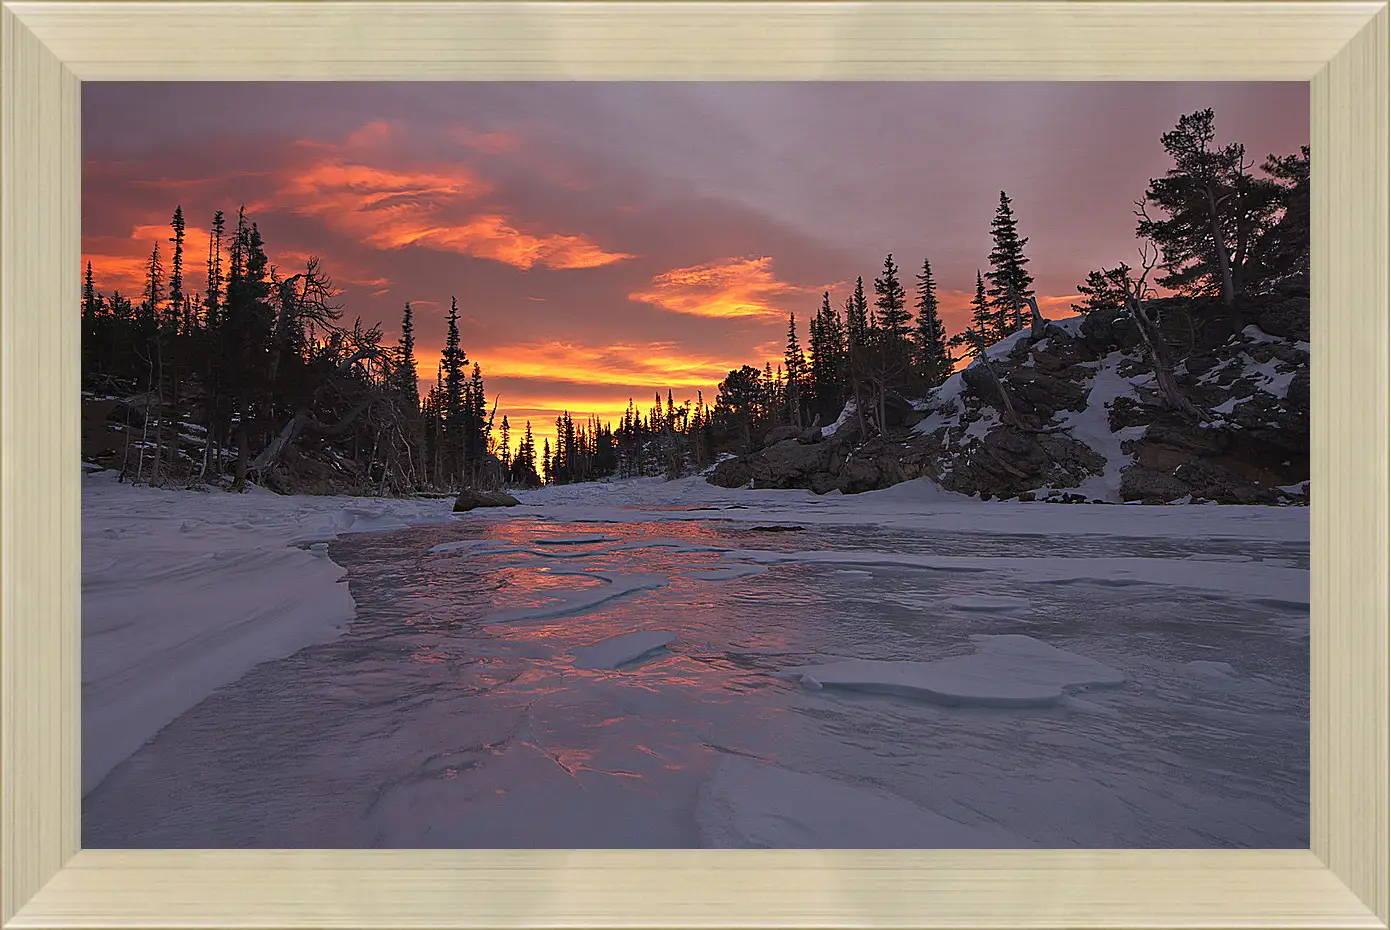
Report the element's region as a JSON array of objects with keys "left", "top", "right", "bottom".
[
  {"left": 249, "top": 320, "right": 385, "bottom": 477},
  {"left": 1005, "top": 283, "right": 1050, "bottom": 343},
  {"left": 1125, "top": 243, "right": 1204, "bottom": 419}
]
